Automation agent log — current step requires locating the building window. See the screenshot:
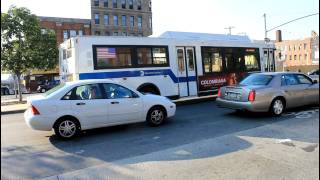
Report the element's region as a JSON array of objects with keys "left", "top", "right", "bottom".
[
  {"left": 70, "top": 30, "right": 77, "bottom": 38},
  {"left": 149, "top": 1, "right": 152, "bottom": 11},
  {"left": 138, "top": 16, "right": 142, "bottom": 29},
  {"left": 129, "top": 0, "right": 133, "bottom": 9},
  {"left": 113, "top": 15, "right": 118, "bottom": 26},
  {"left": 63, "top": 30, "right": 69, "bottom": 40},
  {"left": 294, "top": 55, "right": 297, "bottom": 60},
  {"left": 305, "top": 54, "right": 308, "bottom": 60},
  {"left": 94, "top": 0, "right": 99, "bottom": 6},
  {"left": 104, "top": 0, "right": 108, "bottom": 7},
  {"left": 122, "top": 15, "right": 126, "bottom": 26},
  {"left": 113, "top": 0, "right": 117, "bottom": 8},
  {"left": 78, "top": 30, "right": 84, "bottom": 36},
  {"left": 95, "top": 31, "right": 101, "bottom": 35},
  {"left": 137, "top": 0, "right": 142, "bottom": 10},
  {"left": 121, "top": 0, "right": 126, "bottom": 8},
  {"left": 105, "top": 31, "right": 110, "bottom": 36},
  {"left": 122, "top": 32, "right": 127, "bottom": 36},
  {"left": 95, "top": 13, "right": 100, "bottom": 24},
  {"left": 299, "top": 55, "right": 302, "bottom": 61},
  {"left": 304, "top": 43, "right": 307, "bottom": 50},
  {"left": 130, "top": 16, "right": 134, "bottom": 28},
  {"left": 289, "top": 55, "right": 292, "bottom": 60},
  {"left": 113, "top": 32, "right": 118, "bottom": 36},
  {"left": 104, "top": 14, "right": 109, "bottom": 25},
  {"left": 149, "top": 16, "right": 152, "bottom": 29}
]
